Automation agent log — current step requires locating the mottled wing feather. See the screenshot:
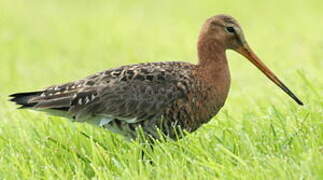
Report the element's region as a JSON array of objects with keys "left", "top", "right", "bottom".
[
  {"left": 21, "top": 80, "right": 99, "bottom": 111},
  {"left": 71, "top": 62, "right": 193, "bottom": 123},
  {"left": 73, "top": 80, "right": 184, "bottom": 123},
  {"left": 13, "top": 62, "right": 194, "bottom": 125}
]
